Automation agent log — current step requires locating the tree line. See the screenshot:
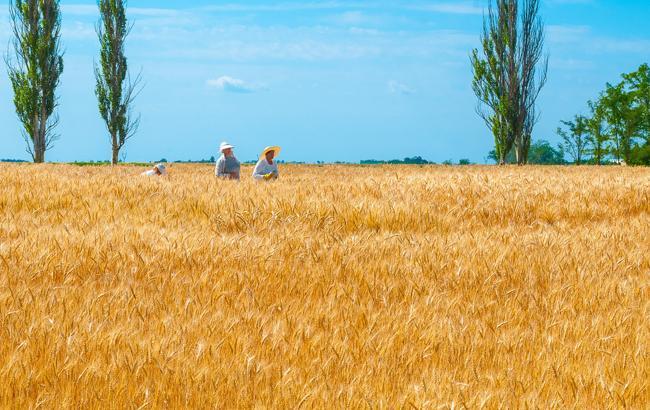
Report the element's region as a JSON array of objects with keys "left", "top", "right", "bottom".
[
  {"left": 3, "top": 0, "right": 648, "bottom": 166},
  {"left": 5, "top": 0, "right": 139, "bottom": 164},
  {"left": 557, "top": 64, "right": 650, "bottom": 165},
  {"left": 471, "top": 0, "right": 649, "bottom": 166}
]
